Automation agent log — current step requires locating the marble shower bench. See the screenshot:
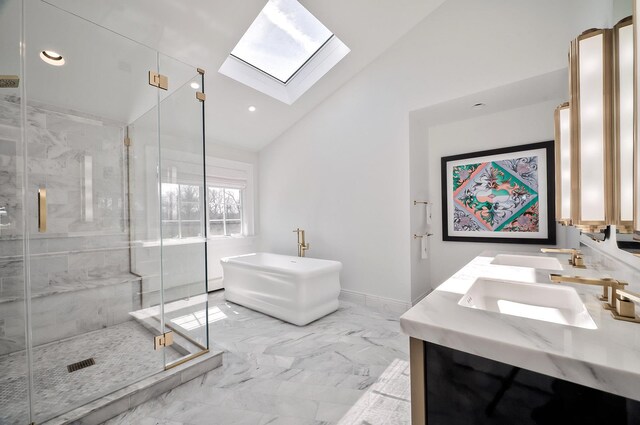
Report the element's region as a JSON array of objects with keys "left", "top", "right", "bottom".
[{"left": 0, "top": 269, "right": 143, "bottom": 356}]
